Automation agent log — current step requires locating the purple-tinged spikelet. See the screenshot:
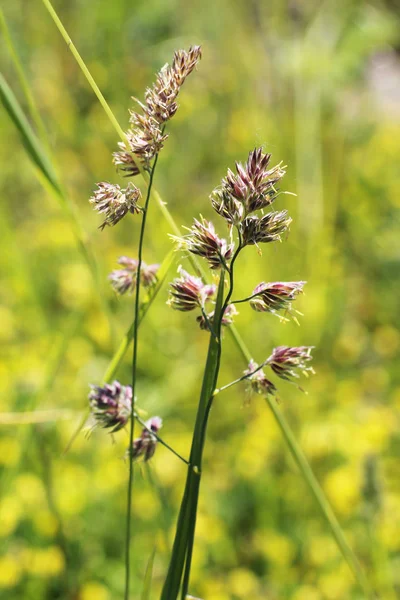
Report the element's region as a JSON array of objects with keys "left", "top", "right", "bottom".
[
  {"left": 114, "top": 46, "right": 202, "bottom": 174},
  {"left": 210, "top": 147, "right": 286, "bottom": 225},
  {"left": 173, "top": 218, "right": 234, "bottom": 270},
  {"left": 244, "top": 359, "right": 277, "bottom": 398},
  {"left": 196, "top": 304, "right": 238, "bottom": 331},
  {"left": 241, "top": 210, "right": 292, "bottom": 248},
  {"left": 210, "top": 188, "right": 245, "bottom": 226},
  {"left": 130, "top": 416, "right": 163, "bottom": 462},
  {"left": 112, "top": 148, "right": 141, "bottom": 177},
  {"left": 88, "top": 381, "right": 132, "bottom": 432},
  {"left": 268, "top": 346, "right": 314, "bottom": 381},
  {"left": 168, "top": 267, "right": 216, "bottom": 312},
  {"left": 224, "top": 147, "right": 286, "bottom": 214},
  {"left": 90, "top": 182, "right": 141, "bottom": 229},
  {"left": 109, "top": 257, "right": 159, "bottom": 295},
  {"left": 250, "top": 281, "right": 306, "bottom": 321}
]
